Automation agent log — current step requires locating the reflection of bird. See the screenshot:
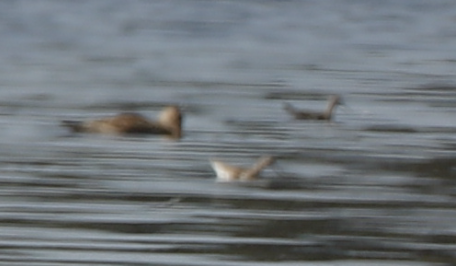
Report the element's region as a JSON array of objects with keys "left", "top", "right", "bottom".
[
  {"left": 61, "top": 105, "right": 183, "bottom": 140},
  {"left": 283, "top": 95, "right": 342, "bottom": 121},
  {"left": 210, "top": 156, "right": 275, "bottom": 182}
]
